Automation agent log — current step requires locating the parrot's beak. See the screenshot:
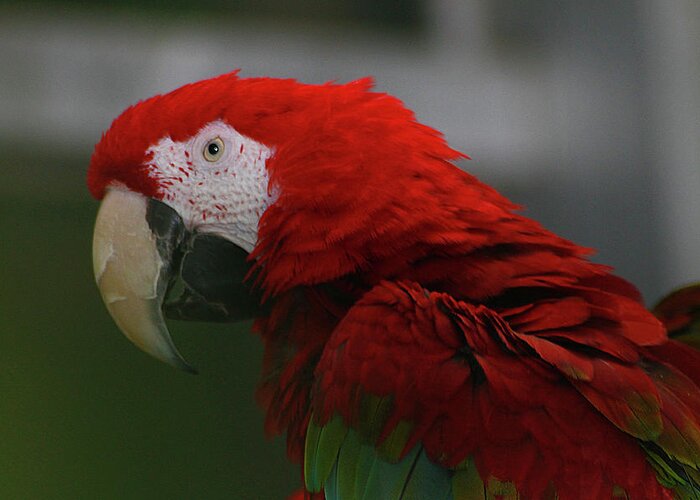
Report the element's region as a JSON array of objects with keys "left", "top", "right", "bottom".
[
  {"left": 92, "top": 189, "right": 195, "bottom": 372},
  {"left": 92, "top": 189, "right": 265, "bottom": 373}
]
